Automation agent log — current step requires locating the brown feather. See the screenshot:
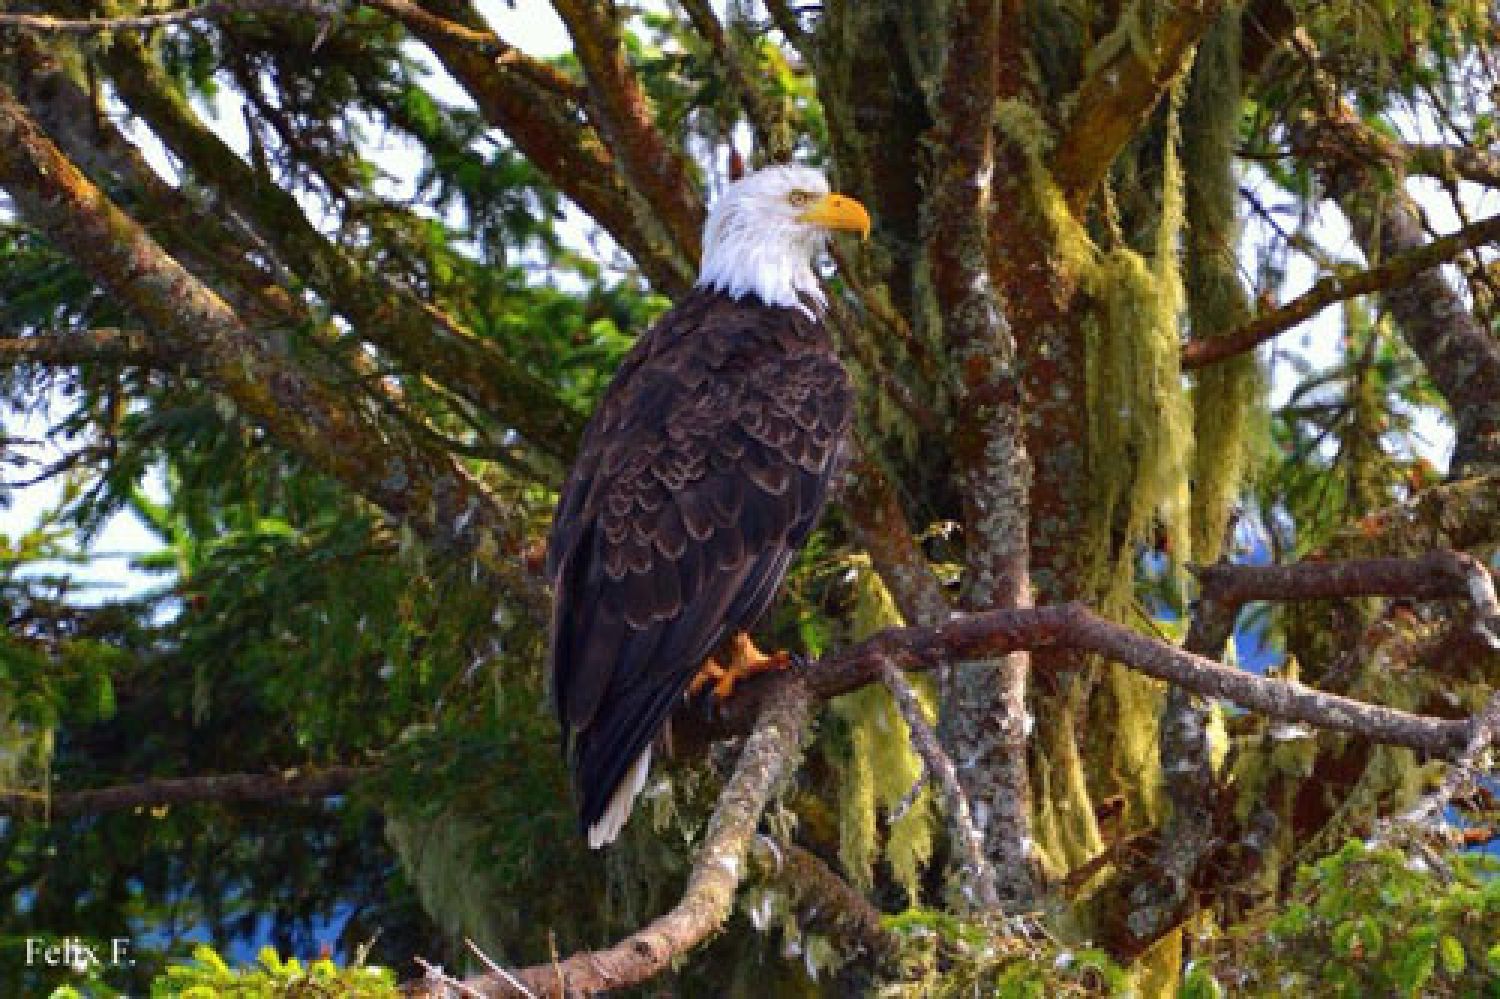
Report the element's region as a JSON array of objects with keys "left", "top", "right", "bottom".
[{"left": 546, "top": 288, "right": 853, "bottom": 837}]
